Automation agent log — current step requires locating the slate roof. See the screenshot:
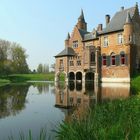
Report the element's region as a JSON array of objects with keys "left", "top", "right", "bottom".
[
  {"left": 55, "top": 47, "right": 75, "bottom": 57},
  {"left": 78, "top": 29, "right": 89, "bottom": 39},
  {"left": 84, "top": 31, "right": 99, "bottom": 41},
  {"left": 101, "top": 7, "right": 135, "bottom": 34}
]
